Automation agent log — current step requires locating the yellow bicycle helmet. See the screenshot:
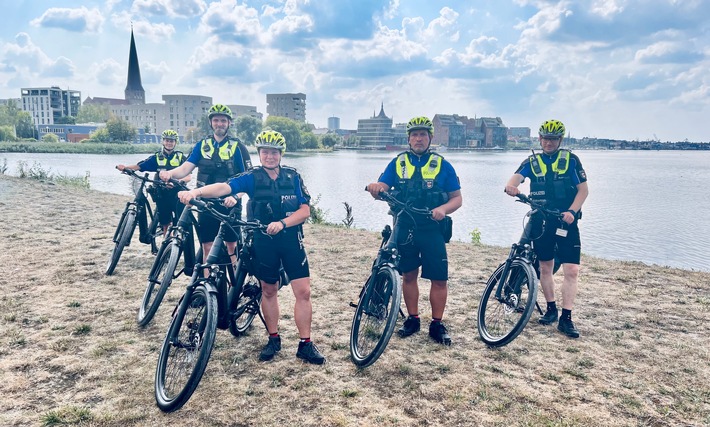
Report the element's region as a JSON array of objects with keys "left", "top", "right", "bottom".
[
  {"left": 539, "top": 119, "right": 565, "bottom": 138},
  {"left": 406, "top": 116, "right": 434, "bottom": 135},
  {"left": 161, "top": 129, "right": 178, "bottom": 140},
  {"left": 208, "top": 104, "right": 233, "bottom": 121},
  {"left": 255, "top": 130, "right": 287, "bottom": 152}
]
